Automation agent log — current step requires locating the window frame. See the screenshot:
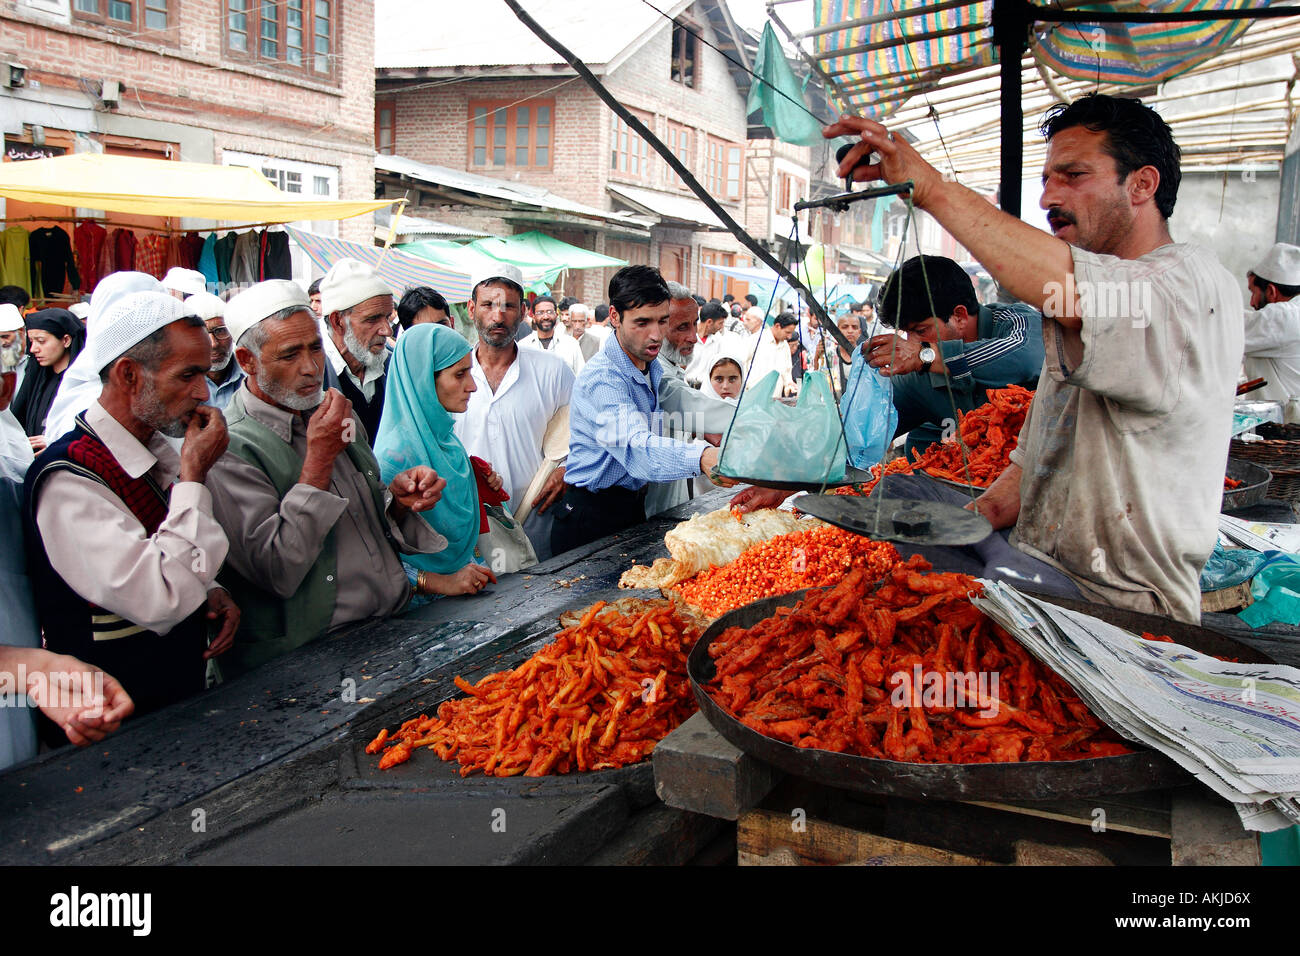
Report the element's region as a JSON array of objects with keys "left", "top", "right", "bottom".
[
  {"left": 705, "top": 136, "right": 742, "bottom": 202},
  {"left": 72, "top": 0, "right": 172, "bottom": 40},
  {"left": 776, "top": 171, "right": 806, "bottom": 215},
  {"left": 225, "top": 0, "right": 337, "bottom": 82},
  {"left": 376, "top": 98, "right": 396, "bottom": 156},
  {"left": 466, "top": 99, "right": 555, "bottom": 171},
  {"left": 670, "top": 19, "right": 699, "bottom": 89},
  {"left": 610, "top": 108, "right": 652, "bottom": 183},
  {"left": 663, "top": 120, "right": 693, "bottom": 190}
]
